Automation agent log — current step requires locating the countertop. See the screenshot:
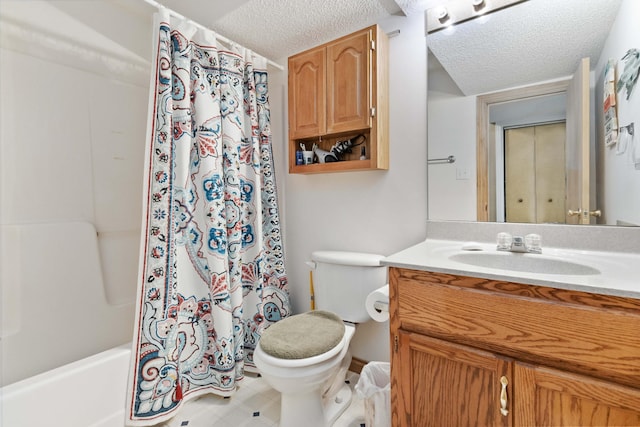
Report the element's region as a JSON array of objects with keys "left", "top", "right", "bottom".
[{"left": 383, "top": 239, "right": 640, "bottom": 299}]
